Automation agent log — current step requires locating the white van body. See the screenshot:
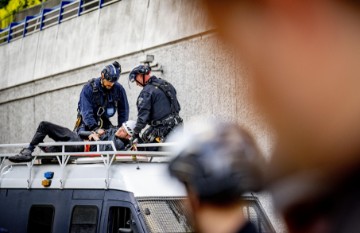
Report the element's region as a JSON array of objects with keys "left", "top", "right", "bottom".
[{"left": 0, "top": 141, "right": 275, "bottom": 233}]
